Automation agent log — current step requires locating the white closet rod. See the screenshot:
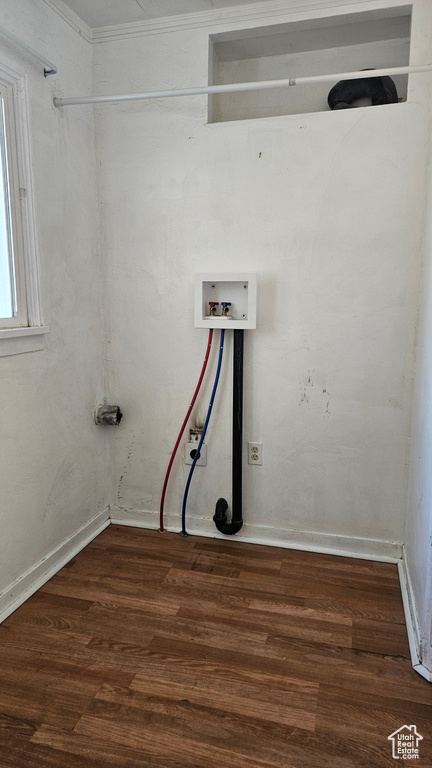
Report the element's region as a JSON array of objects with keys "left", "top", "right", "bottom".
[
  {"left": 0, "top": 25, "right": 57, "bottom": 76},
  {"left": 53, "top": 64, "right": 431, "bottom": 107}
]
